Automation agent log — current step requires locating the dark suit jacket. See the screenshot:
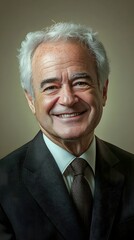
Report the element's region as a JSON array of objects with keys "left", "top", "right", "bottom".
[{"left": 0, "top": 131, "right": 134, "bottom": 240}]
